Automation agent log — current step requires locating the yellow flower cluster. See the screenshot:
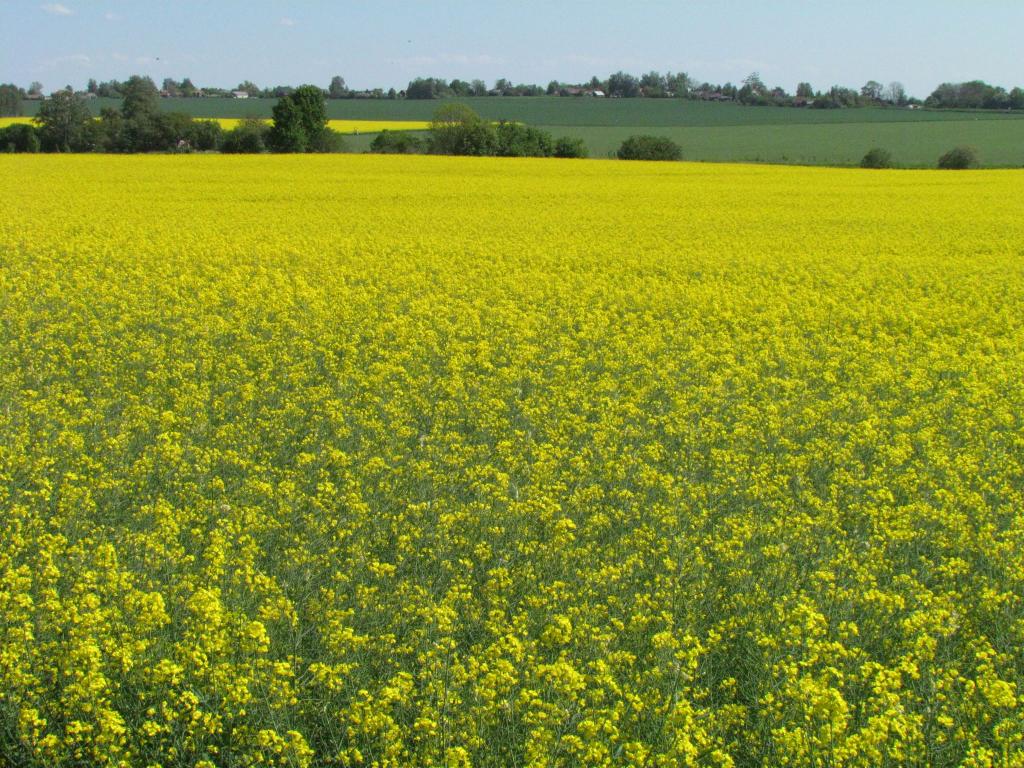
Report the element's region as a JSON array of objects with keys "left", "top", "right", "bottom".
[
  {"left": 200, "top": 119, "right": 430, "bottom": 133},
  {"left": 0, "top": 117, "right": 429, "bottom": 133},
  {"left": 1, "top": 155, "right": 1022, "bottom": 767}
]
